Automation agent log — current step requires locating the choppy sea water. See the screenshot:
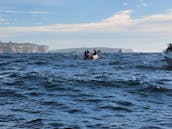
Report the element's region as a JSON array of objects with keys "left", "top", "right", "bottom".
[{"left": 0, "top": 53, "right": 172, "bottom": 129}]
